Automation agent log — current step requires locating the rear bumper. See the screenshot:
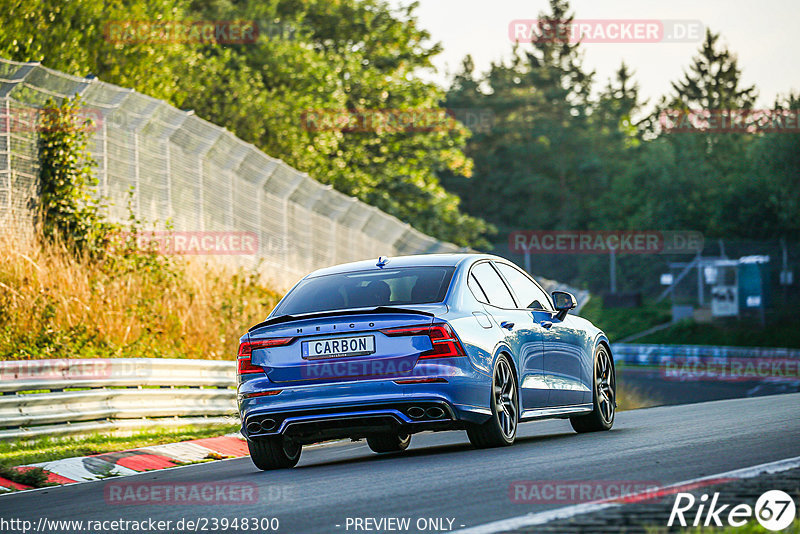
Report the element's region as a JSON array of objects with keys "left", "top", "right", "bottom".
[{"left": 238, "top": 372, "right": 491, "bottom": 443}]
